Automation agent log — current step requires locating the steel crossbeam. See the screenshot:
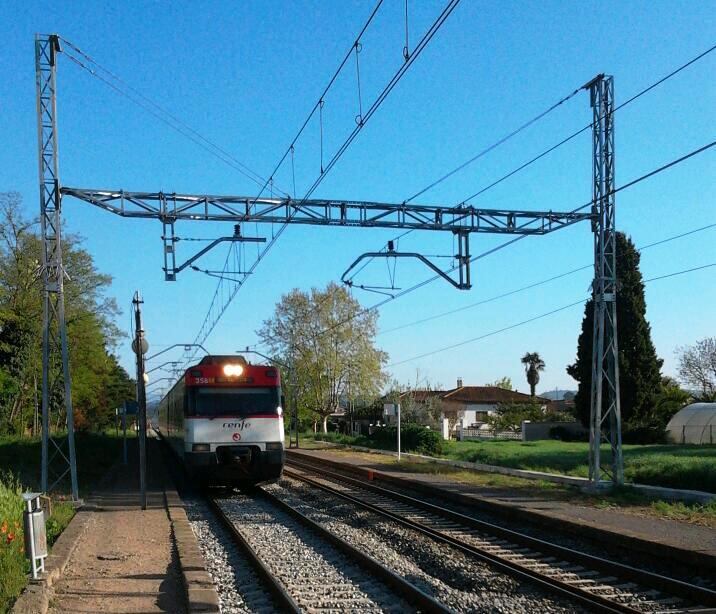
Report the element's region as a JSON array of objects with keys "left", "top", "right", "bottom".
[{"left": 60, "top": 187, "right": 594, "bottom": 235}]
